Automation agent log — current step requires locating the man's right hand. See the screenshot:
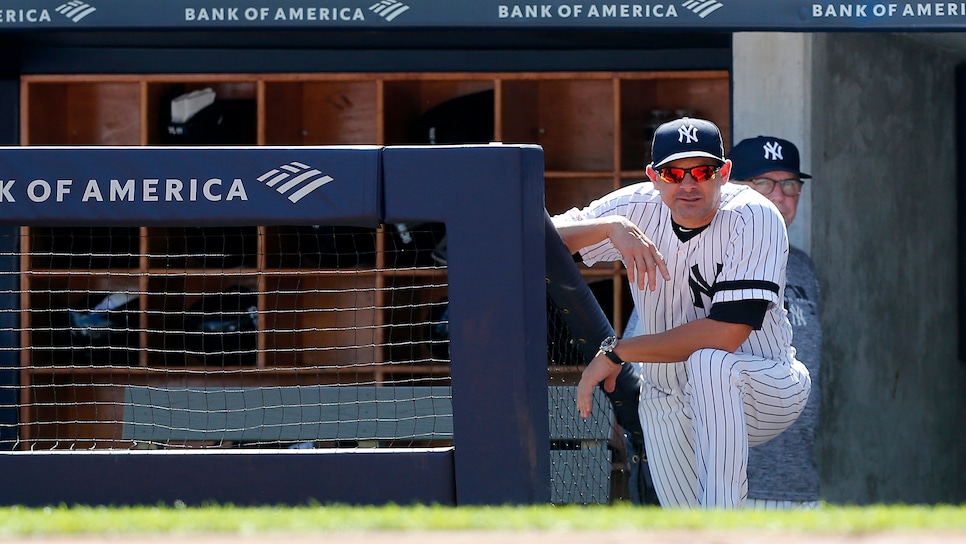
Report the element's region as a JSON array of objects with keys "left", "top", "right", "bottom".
[{"left": 608, "top": 218, "right": 670, "bottom": 292}]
